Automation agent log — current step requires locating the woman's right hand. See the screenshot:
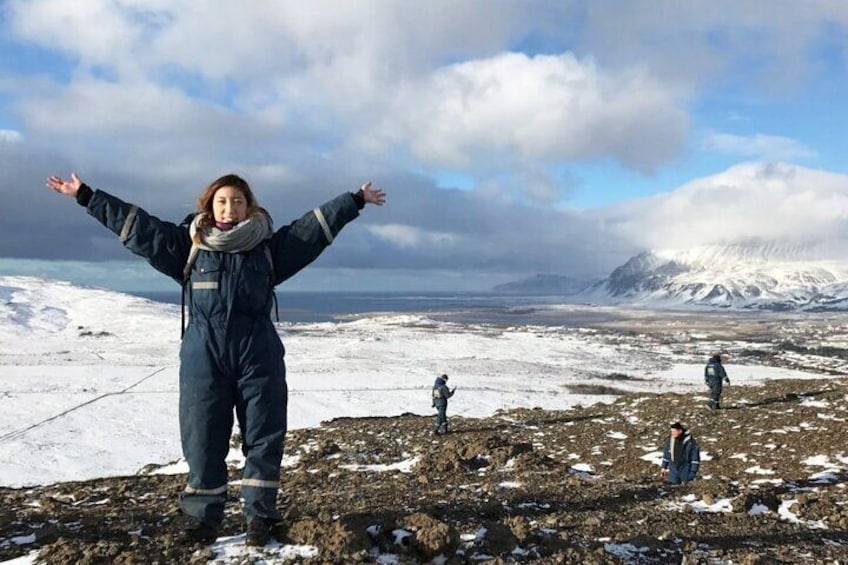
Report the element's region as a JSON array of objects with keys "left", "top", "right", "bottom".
[{"left": 46, "top": 173, "right": 82, "bottom": 198}]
